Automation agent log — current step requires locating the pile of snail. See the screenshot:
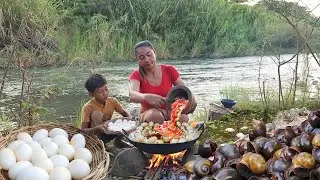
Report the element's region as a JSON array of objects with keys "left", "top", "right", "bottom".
[{"left": 182, "top": 110, "right": 320, "bottom": 180}]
